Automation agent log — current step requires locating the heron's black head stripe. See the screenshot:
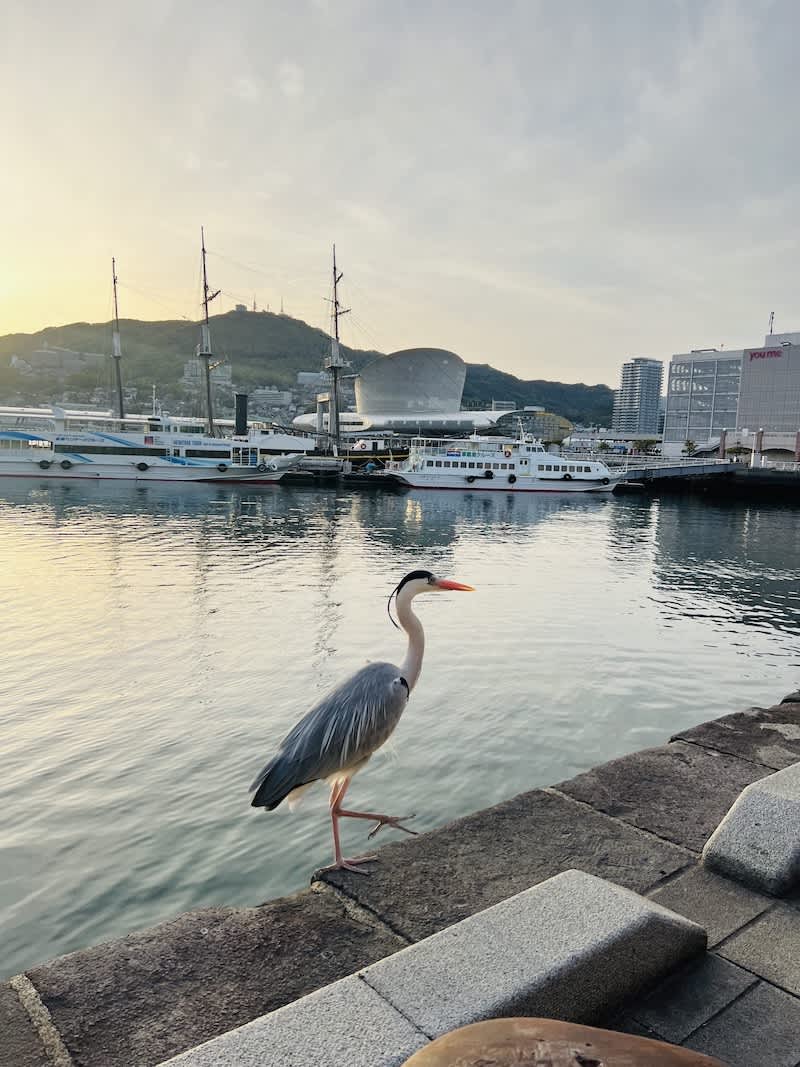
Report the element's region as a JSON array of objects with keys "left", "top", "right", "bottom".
[
  {"left": 388, "top": 570, "right": 435, "bottom": 629},
  {"left": 395, "top": 569, "right": 434, "bottom": 593}
]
